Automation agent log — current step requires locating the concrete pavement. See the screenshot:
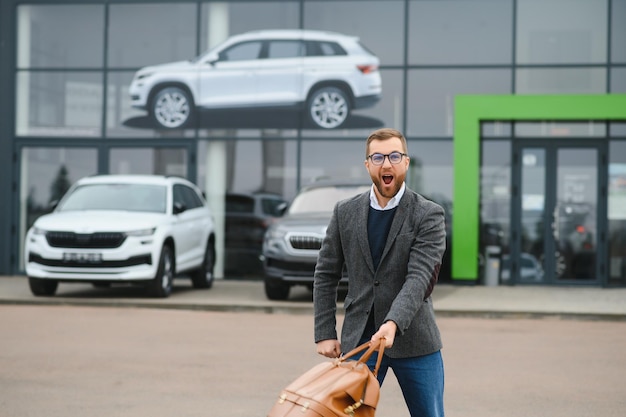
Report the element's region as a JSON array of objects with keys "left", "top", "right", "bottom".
[{"left": 1, "top": 275, "right": 625, "bottom": 320}]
